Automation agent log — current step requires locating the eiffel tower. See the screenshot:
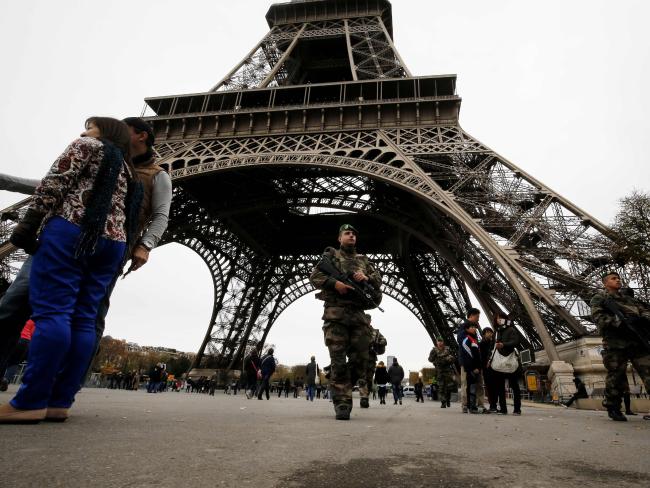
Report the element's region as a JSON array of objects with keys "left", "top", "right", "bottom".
[{"left": 0, "top": 0, "right": 628, "bottom": 389}]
